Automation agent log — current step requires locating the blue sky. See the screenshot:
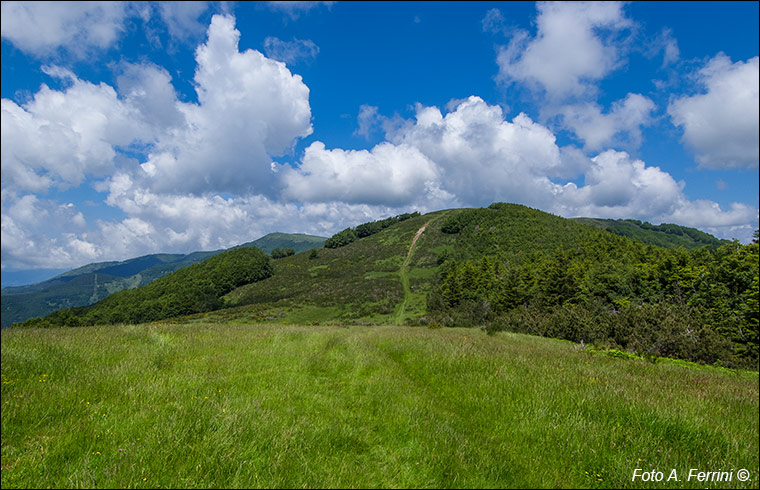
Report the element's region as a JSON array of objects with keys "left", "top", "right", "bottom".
[{"left": 1, "top": 1, "right": 758, "bottom": 274}]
